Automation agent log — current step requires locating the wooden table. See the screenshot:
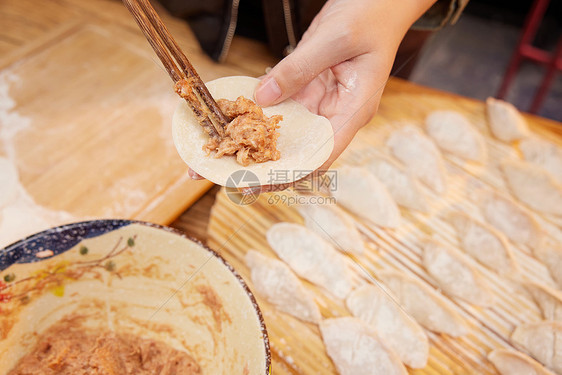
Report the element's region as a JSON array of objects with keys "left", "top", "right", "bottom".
[{"left": 1, "top": 0, "right": 276, "bottom": 230}]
